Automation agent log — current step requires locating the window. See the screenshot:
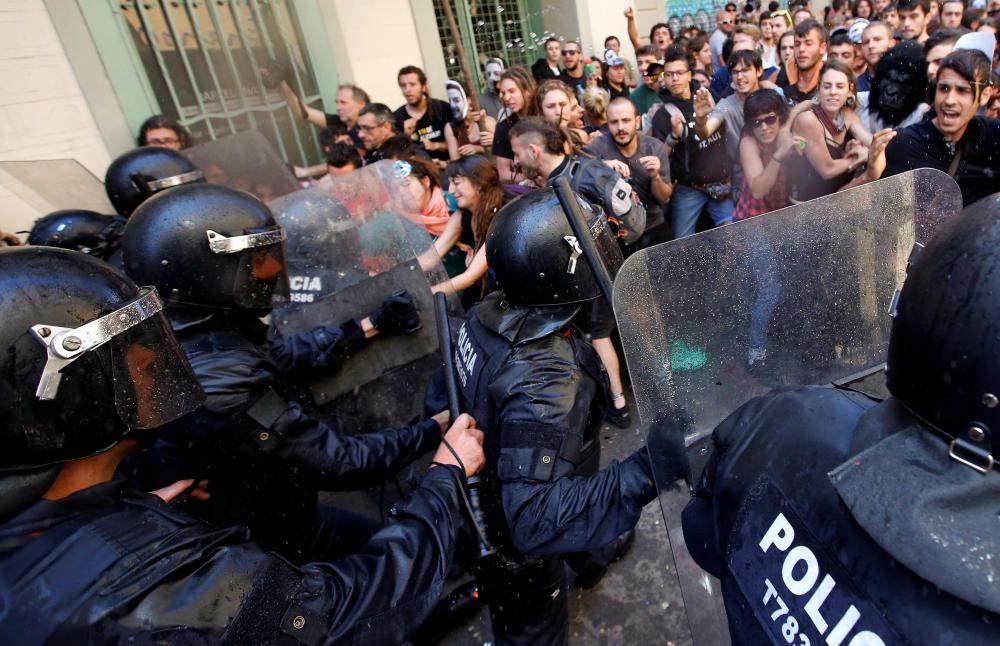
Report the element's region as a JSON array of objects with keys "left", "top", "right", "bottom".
[
  {"left": 118, "top": 0, "right": 323, "bottom": 166},
  {"left": 433, "top": 0, "right": 536, "bottom": 93}
]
